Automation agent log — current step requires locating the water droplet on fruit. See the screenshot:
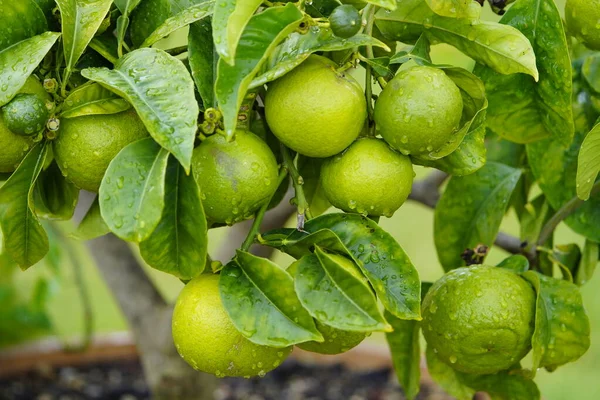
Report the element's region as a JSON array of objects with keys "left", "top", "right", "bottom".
[{"left": 449, "top": 355, "right": 458, "bottom": 364}]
